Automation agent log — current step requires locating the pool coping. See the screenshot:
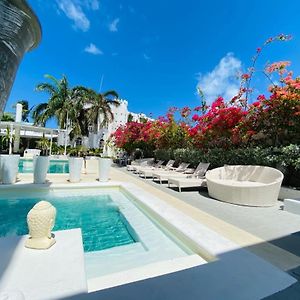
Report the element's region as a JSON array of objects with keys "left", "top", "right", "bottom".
[{"left": 0, "top": 181, "right": 297, "bottom": 299}]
